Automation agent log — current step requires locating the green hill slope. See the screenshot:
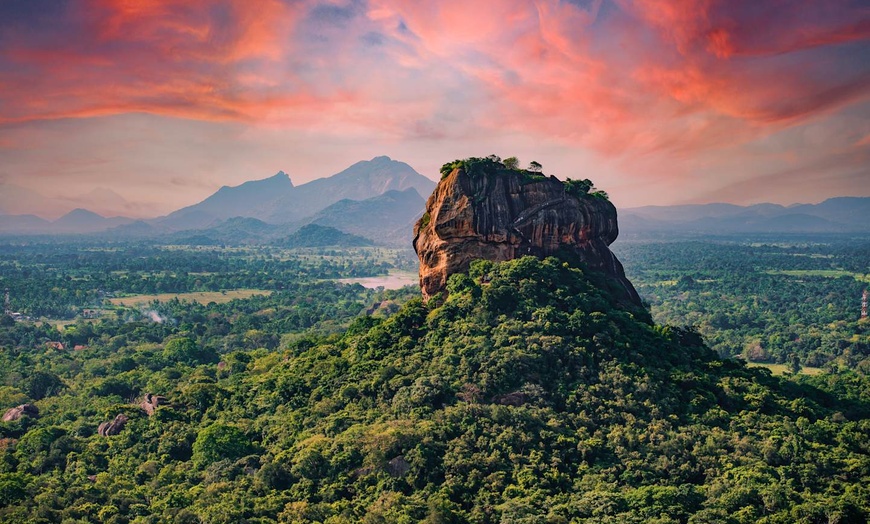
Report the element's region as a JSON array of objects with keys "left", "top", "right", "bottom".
[
  {"left": 1, "top": 258, "right": 869, "bottom": 523},
  {"left": 279, "top": 224, "right": 374, "bottom": 248}
]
